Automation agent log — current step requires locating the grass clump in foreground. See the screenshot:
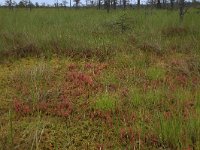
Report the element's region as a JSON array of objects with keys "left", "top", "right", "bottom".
[
  {"left": 93, "top": 93, "right": 118, "bottom": 111},
  {"left": 0, "top": 8, "right": 200, "bottom": 149},
  {"left": 146, "top": 66, "right": 166, "bottom": 80}
]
